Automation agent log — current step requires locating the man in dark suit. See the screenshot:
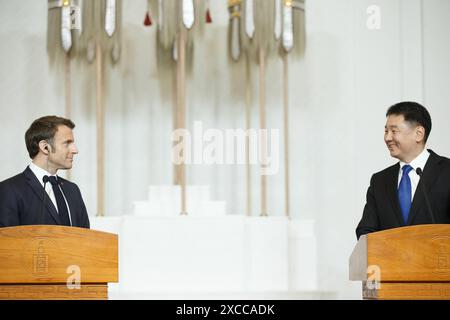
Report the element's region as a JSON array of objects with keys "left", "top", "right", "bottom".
[
  {"left": 356, "top": 102, "right": 450, "bottom": 239},
  {"left": 0, "top": 116, "right": 90, "bottom": 228}
]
